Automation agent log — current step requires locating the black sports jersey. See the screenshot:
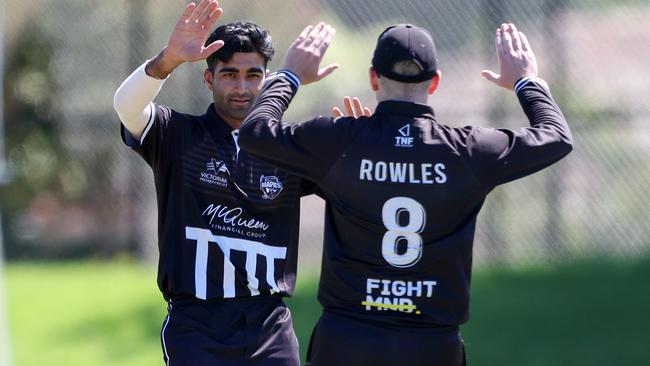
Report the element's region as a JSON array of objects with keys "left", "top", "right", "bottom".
[
  {"left": 239, "top": 73, "right": 573, "bottom": 327},
  {"left": 121, "top": 103, "right": 314, "bottom": 301}
]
